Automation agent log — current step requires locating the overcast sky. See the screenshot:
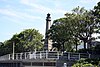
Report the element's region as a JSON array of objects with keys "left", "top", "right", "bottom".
[{"left": 0, "top": 0, "right": 99, "bottom": 42}]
